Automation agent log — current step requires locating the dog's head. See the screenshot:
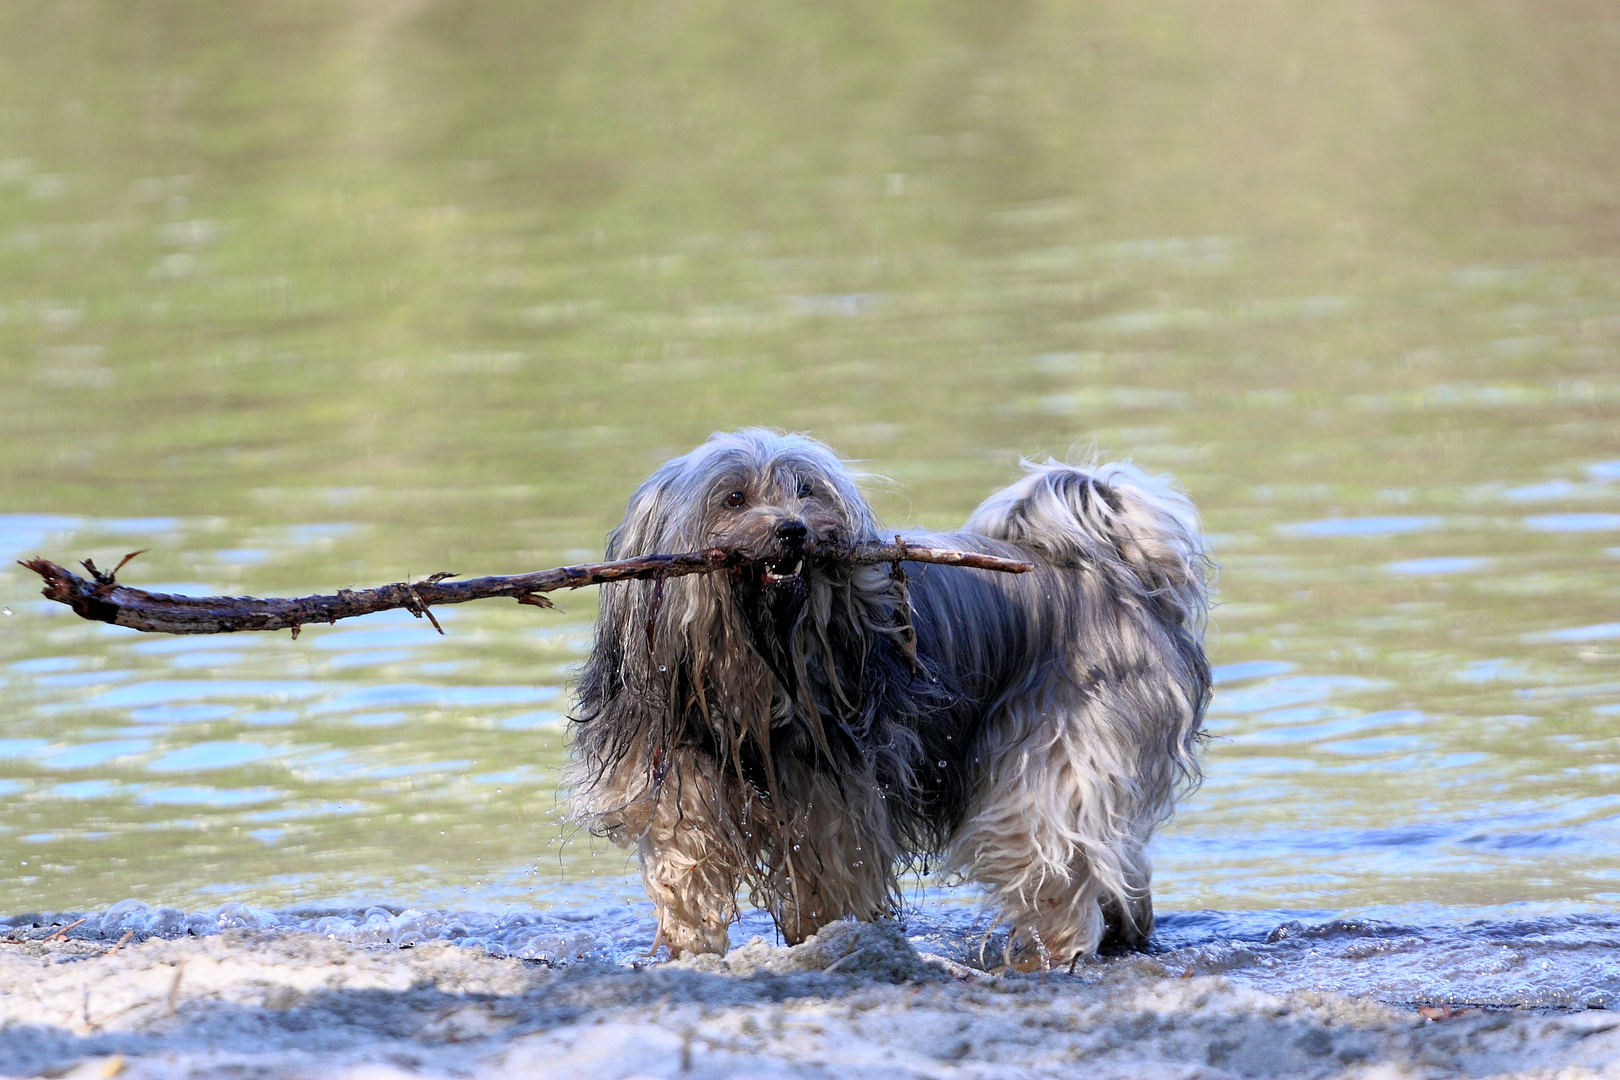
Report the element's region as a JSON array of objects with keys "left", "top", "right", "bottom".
[
  {"left": 604, "top": 430, "right": 880, "bottom": 650},
  {"left": 613, "top": 428, "right": 876, "bottom": 576}
]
